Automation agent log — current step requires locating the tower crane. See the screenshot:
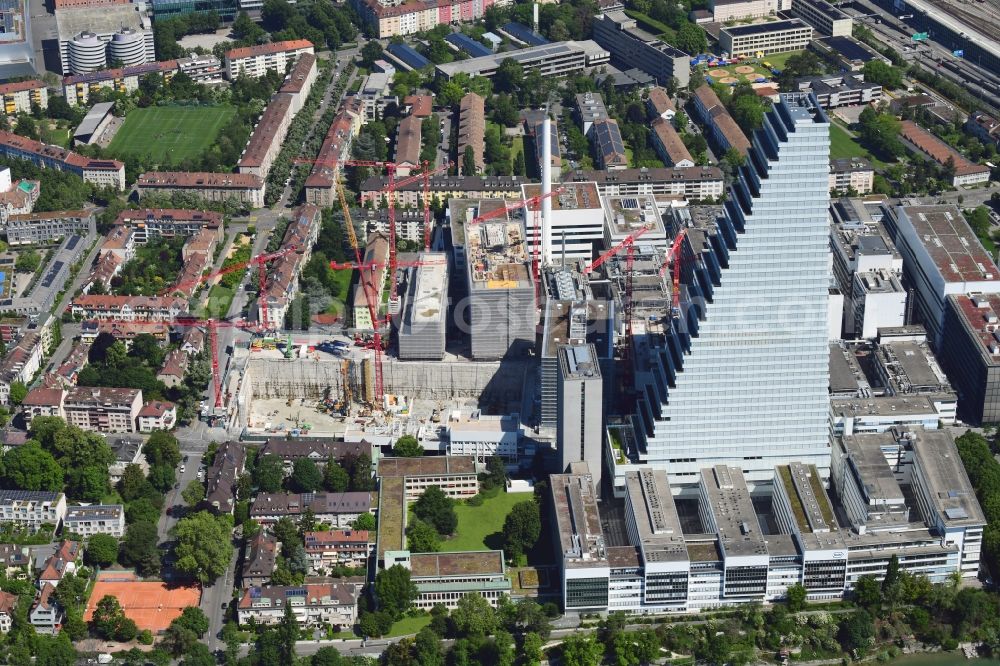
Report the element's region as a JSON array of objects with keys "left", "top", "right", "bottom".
[
  {"left": 336, "top": 177, "right": 385, "bottom": 405},
  {"left": 367, "top": 160, "right": 452, "bottom": 251},
  {"left": 582, "top": 227, "right": 649, "bottom": 274},
  {"left": 661, "top": 229, "right": 688, "bottom": 318},
  {"left": 468, "top": 187, "right": 566, "bottom": 226}
]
